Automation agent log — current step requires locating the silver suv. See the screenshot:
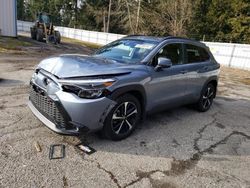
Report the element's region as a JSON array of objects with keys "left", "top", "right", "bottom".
[{"left": 28, "top": 36, "right": 220, "bottom": 140}]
